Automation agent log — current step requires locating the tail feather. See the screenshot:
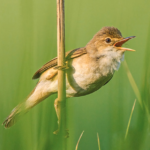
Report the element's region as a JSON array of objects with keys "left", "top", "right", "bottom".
[
  {"left": 3, "top": 81, "right": 52, "bottom": 128},
  {"left": 3, "top": 103, "right": 25, "bottom": 128},
  {"left": 3, "top": 80, "right": 52, "bottom": 128},
  {"left": 3, "top": 84, "right": 38, "bottom": 128}
]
